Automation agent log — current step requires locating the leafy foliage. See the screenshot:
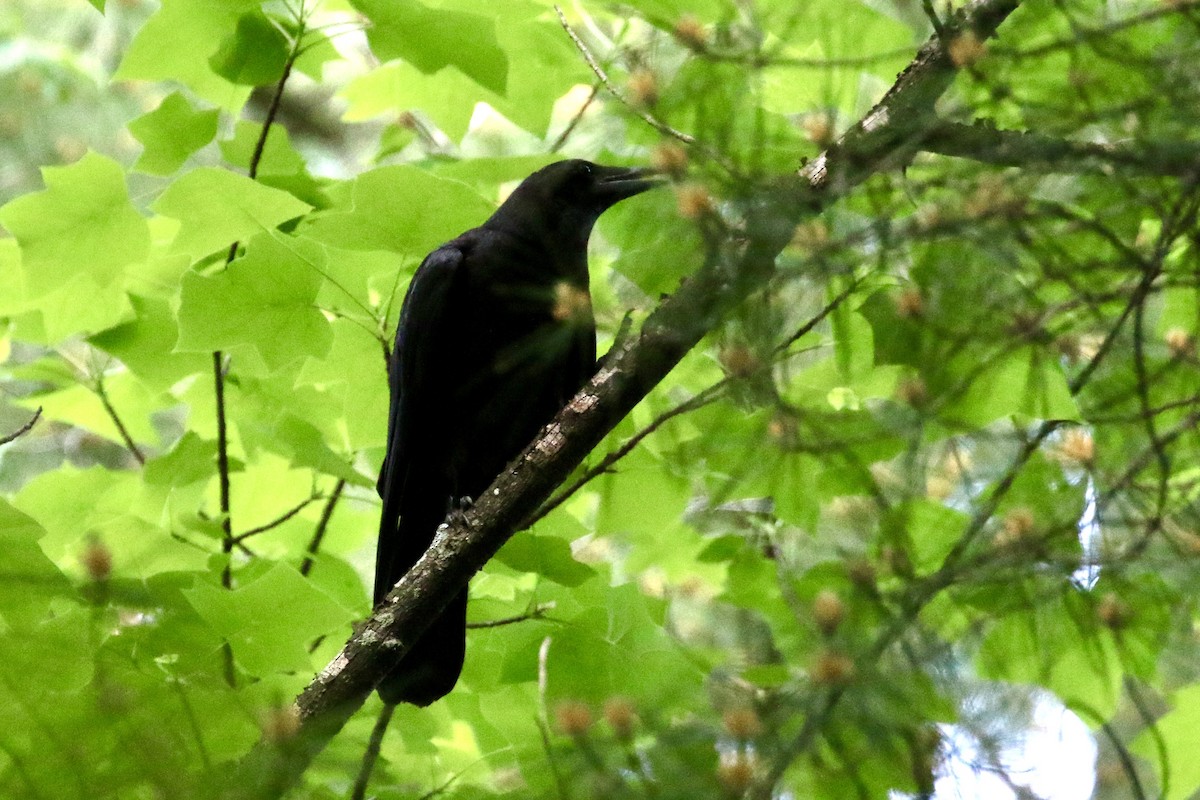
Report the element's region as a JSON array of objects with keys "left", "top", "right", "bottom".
[{"left": 1, "top": 0, "right": 1199, "bottom": 799}]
